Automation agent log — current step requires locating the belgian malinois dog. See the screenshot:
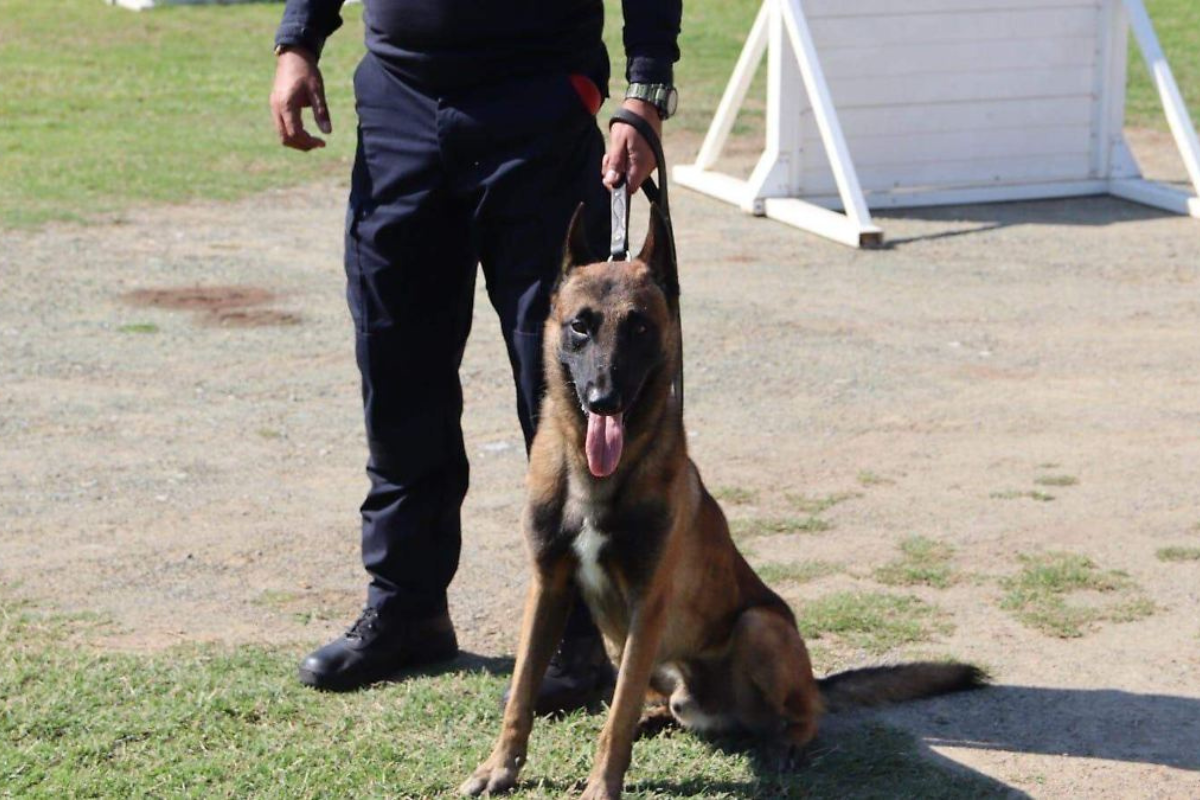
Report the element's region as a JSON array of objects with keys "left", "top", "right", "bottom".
[{"left": 462, "top": 206, "right": 984, "bottom": 800}]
